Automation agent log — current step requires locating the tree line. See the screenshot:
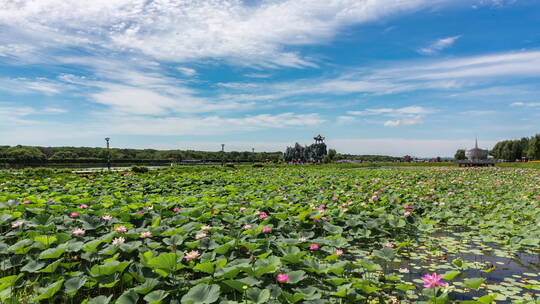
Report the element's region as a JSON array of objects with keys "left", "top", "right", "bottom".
[
  {"left": 454, "top": 134, "right": 540, "bottom": 161},
  {"left": 0, "top": 145, "right": 283, "bottom": 164},
  {"left": 490, "top": 134, "right": 540, "bottom": 160},
  {"left": 1, "top": 144, "right": 409, "bottom": 166}
]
